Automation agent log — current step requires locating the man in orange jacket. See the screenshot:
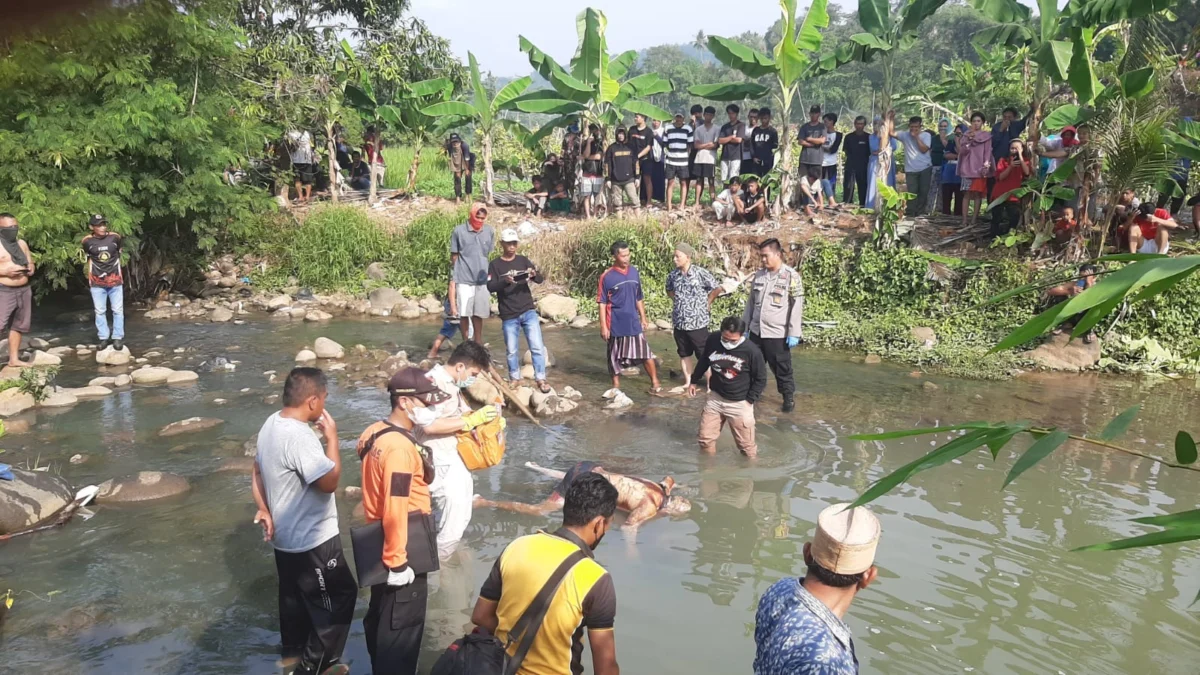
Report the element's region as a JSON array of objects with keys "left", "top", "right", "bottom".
[{"left": 357, "top": 367, "right": 441, "bottom": 675}]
